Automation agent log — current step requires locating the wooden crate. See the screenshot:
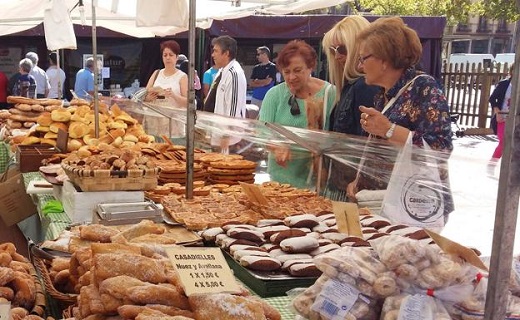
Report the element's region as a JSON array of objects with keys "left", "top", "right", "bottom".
[{"left": 16, "top": 144, "right": 59, "bottom": 173}]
